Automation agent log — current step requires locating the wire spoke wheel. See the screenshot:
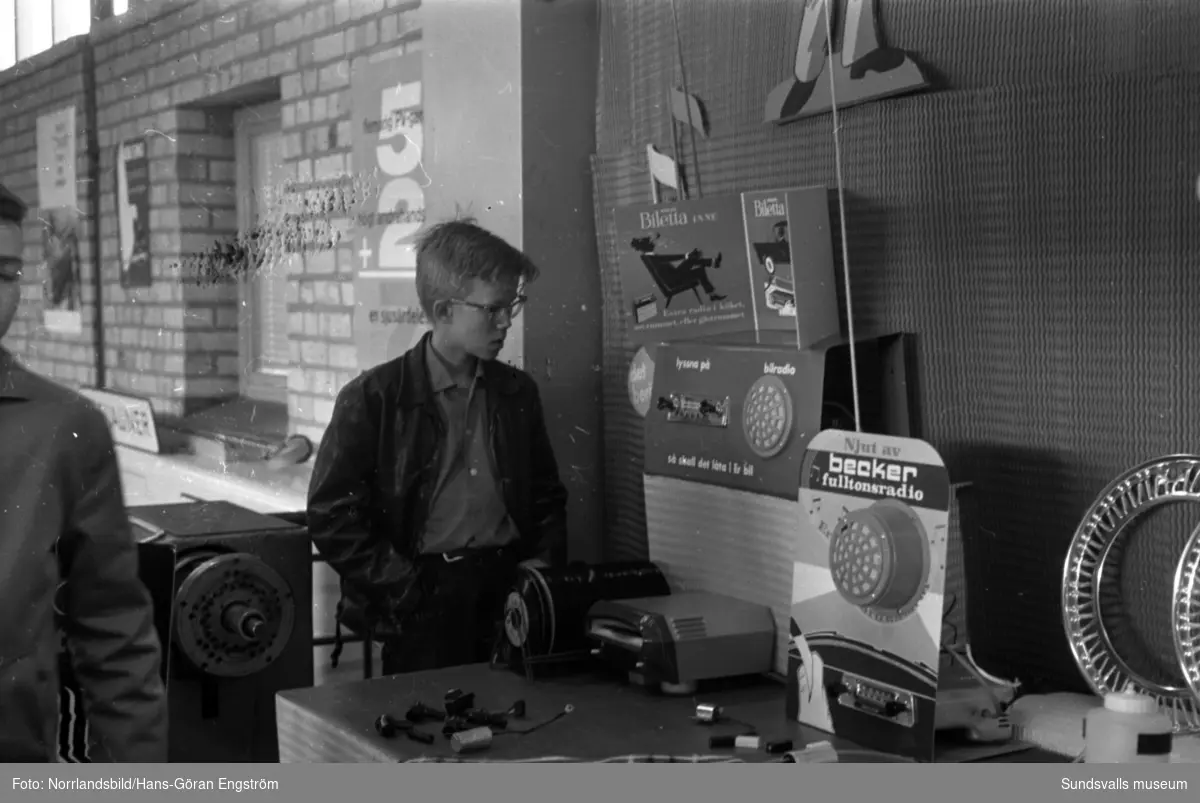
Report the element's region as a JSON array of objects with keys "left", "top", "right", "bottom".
[
  {"left": 1063, "top": 456, "right": 1200, "bottom": 732},
  {"left": 1173, "top": 521, "right": 1200, "bottom": 707}
]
